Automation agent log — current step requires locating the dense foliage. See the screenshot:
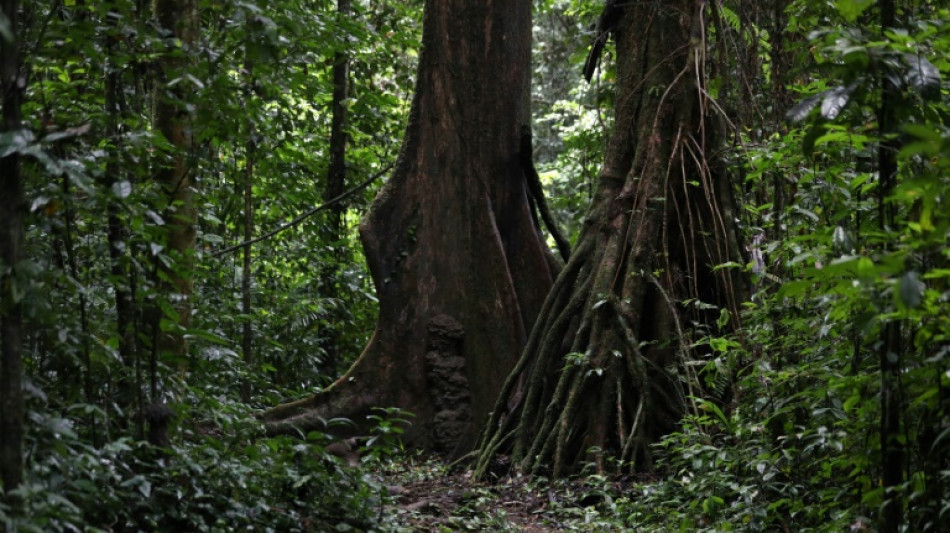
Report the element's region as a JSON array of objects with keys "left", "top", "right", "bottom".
[
  {"left": 3, "top": 0, "right": 420, "bottom": 529},
  {"left": 617, "top": 1, "right": 950, "bottom": 530},
  {"left": 1, "top": 0, "right": 947, "bottom": 530},
  {"left": 3, "top": 409, "right": 395, "bottom": 531}
]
